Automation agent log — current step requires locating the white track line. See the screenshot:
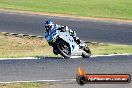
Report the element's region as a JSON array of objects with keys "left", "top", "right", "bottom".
[
  {"left": 0, "top": 57, "right": 37, "bottom": 60},
  {"left": 0, "top": 53, "right": 132, "bottom": 60},
  {"left": 91, "top": 53, "right": 132, "bottom": 57},
  {"left": 0, "top": 80, "right": 61, "bottom": 84},
  {"left": 71, "top": 53, "right": 132, "bottom": 58},
  {"left": 0, "top": 79, "right": 76, "bottom": 84}
]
